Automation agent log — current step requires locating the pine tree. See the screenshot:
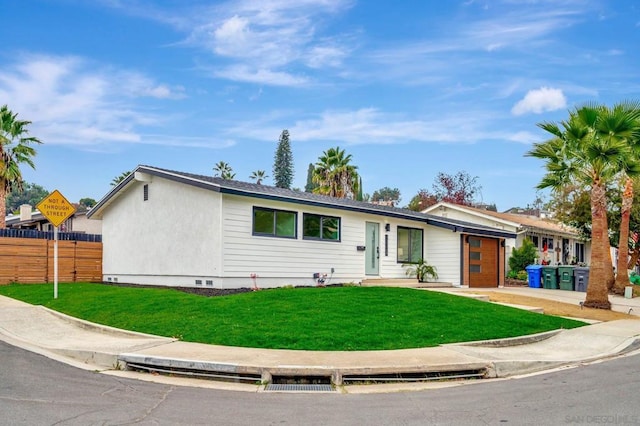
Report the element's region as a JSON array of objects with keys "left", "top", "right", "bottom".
[
  {"left": 273, "top": 130, "right": 293, "bottom": 189},
  {"left": 304, "top": 163, "right": 317, "bottom": 193}
]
